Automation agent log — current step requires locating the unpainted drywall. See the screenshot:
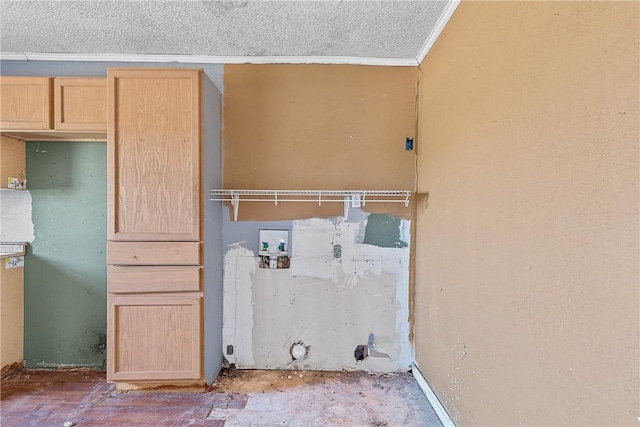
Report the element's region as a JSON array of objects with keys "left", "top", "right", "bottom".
[
  {"left": 25, "top": 141, "right": 107, "bottom": 368},
  {"left": 223, "top": 209, "right": 411, "bottom": 371},
  {"left": 415, "top": 2, "right": 639, "bottom": 425},
  {"left": 1, "top": 135, "right": 26, "bottom": 188},
  {"left": 0, "top": 189, "right": 34, "bottom": 243},
  {"left": 223, "top": 64, "right": 416, "bottom": 221}
]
